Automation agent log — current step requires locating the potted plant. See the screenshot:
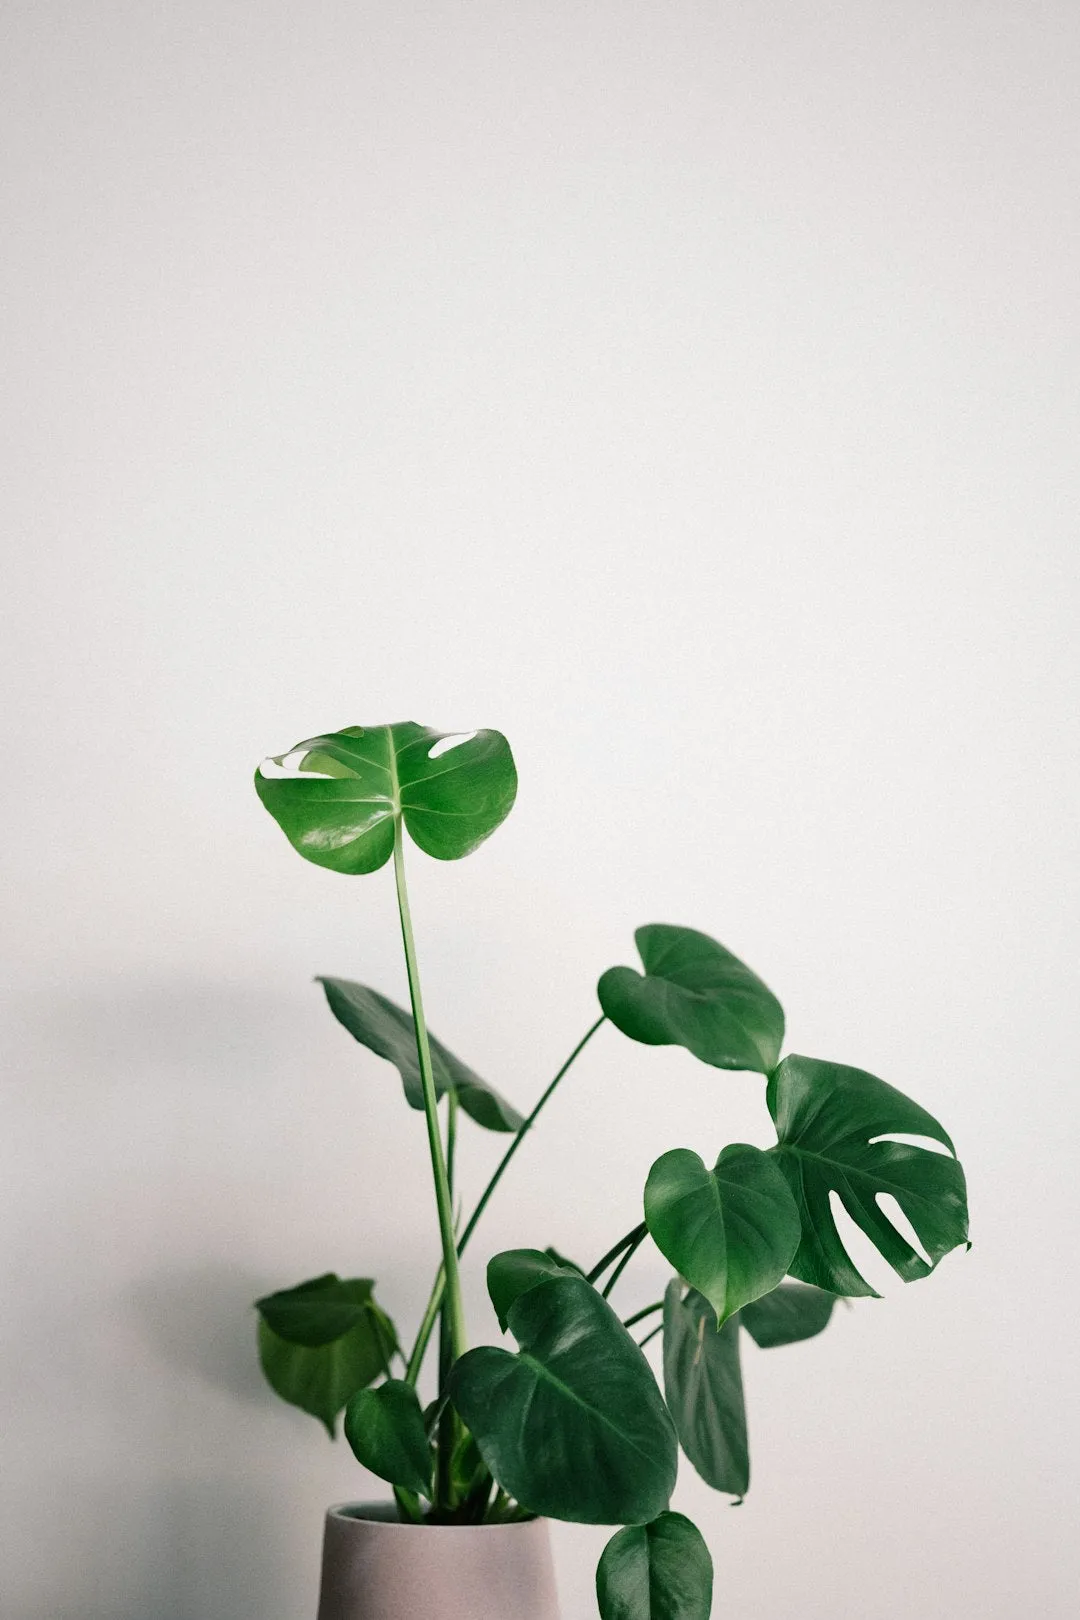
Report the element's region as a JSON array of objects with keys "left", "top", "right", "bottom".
[{"left": 253, "top": 721, "right": 969, "bottom": 1620}]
